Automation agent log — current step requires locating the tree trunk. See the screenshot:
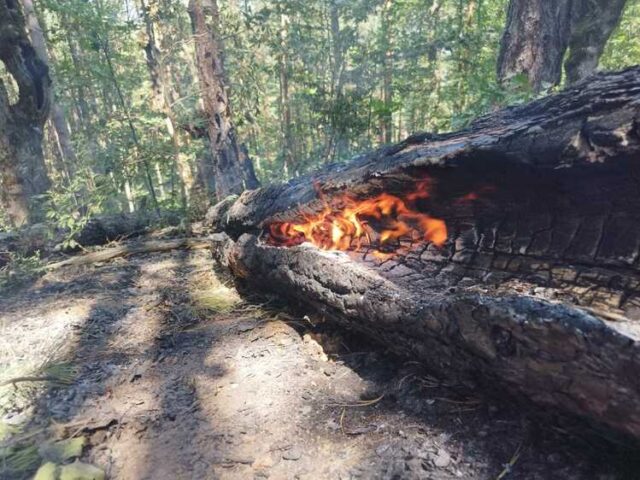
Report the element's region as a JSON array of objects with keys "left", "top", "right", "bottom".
[
  {"left": 497, "top": 0, "right": 572, "bottom": 91},
  {"left": 209, "top": 67, "right": 640, "bottom": 441},
  {"left": 380, "top": 0, "right": 393, "bottom": 145},
  {"left": 22, "top": 0, "right": 78, "bottom": 180},
  {"left": 188, "top": 0, "right": 260, "bottom": 201},
  {"left": 139, "top": 0, "right": 190, "bottom": 208},
  {"left": 498, "top": 0, "right": 627, "bottom": 91},
  {"left": 565, "top": 0, "right": 627, "bottom": 85},
  {"left": 98, "top": 30, "right": 161, "bottom": 216},
  {"left": 278, "top": 10, "right": 295, "bottom": 176},
  {"left": 0, "top": 0, "right": 52, "bottom": 227}
]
